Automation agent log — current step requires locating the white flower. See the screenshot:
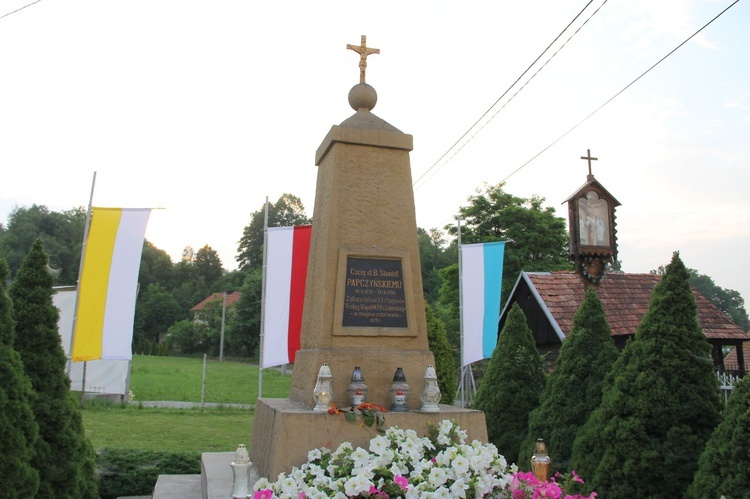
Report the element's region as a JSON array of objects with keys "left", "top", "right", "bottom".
[
  {"left": 452, "top": 454, "right": 470, "bottom": 476},
  {"left": 428, "top": 466, "right": 448, "bottom": 487},
  {"left": 305, "top": 489, "right": 328, "bottom": 499},
  {"left": 433, "top": 485, "right": 452, "bottom": 498},
  {"left": 439, "top": 419, "right": 454, "bottom": 434},
  {"left": 351, "top": 446, "right": 371, "bottom": 469},
  {"left": 343, "top": 474, "right": 372, "bottom": 496},
  {"left": 450, "top": 477, "right": 469, "bottom": 498},
  {"left": 278, "top": 476, "right": 297, "bottom": 496},
  {"left": 307, "top": 448, "right": 322, "bottom": 461},
  {"left": 369, "top": 434, "right": 390, "bottom": 455}
]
